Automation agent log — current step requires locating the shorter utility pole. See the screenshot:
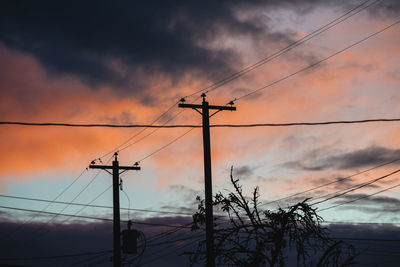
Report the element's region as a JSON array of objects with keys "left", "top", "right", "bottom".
[
  {"left": 89, "top": 153, "right": 140, "bottom": 267},
  {"left": 179, "top": 94, "right": 236, "bottom": 267}
]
